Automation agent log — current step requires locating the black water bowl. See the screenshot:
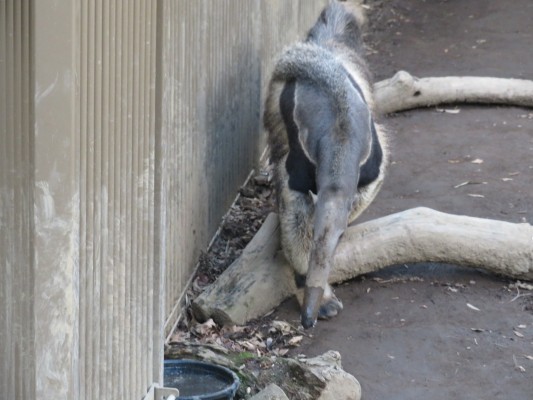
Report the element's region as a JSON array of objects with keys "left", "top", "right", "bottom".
[{"left": 164, "top": 359, "right": 240, "bottom": 400}]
